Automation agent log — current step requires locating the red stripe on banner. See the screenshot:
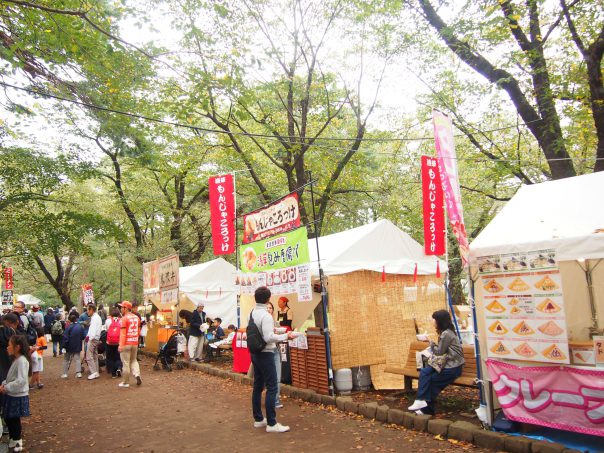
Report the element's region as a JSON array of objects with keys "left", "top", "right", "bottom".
[
  {"left": 208, "top": 174, "right": 236, "bottom": 255},
  {"left": 421, "top": 156, "right": 446, "bottom": 256}
]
